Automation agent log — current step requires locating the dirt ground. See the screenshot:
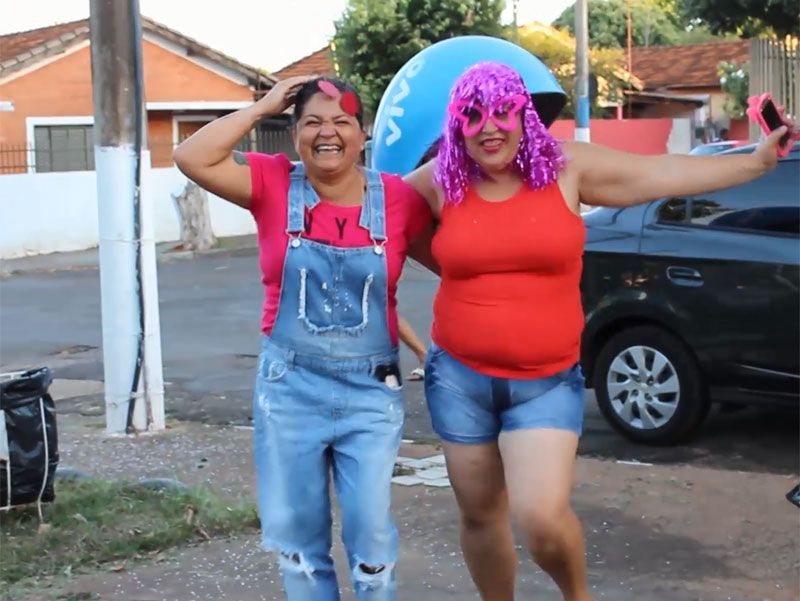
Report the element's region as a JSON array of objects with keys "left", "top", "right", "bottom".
[{"left": 8, "top": 405, "right": 798, "bottom": 601}]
